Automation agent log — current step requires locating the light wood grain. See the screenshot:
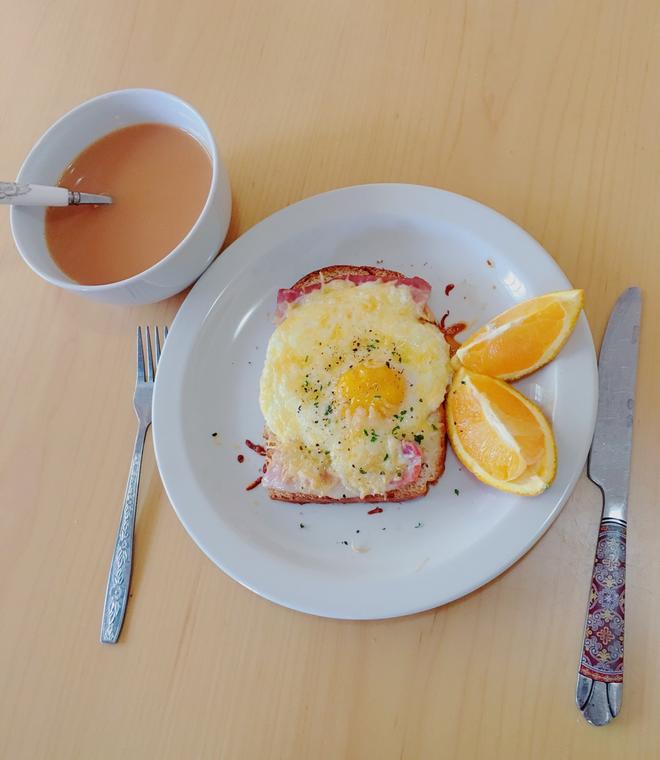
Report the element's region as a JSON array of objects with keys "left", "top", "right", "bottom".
[{"left": 1, "top": 0, "right": 659, "bottom": 757}]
